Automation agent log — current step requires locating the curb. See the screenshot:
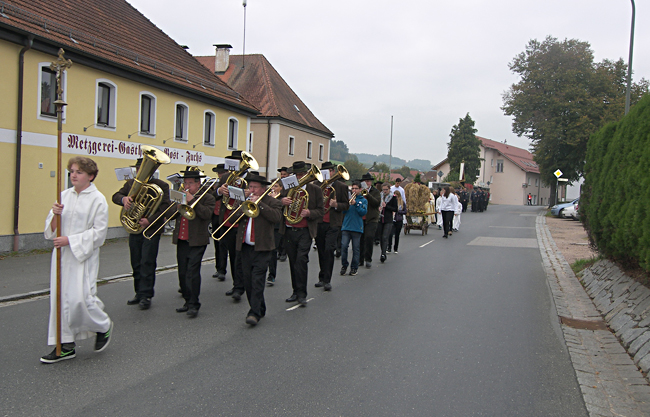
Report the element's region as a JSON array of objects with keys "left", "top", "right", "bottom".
[{"left": 0, "top": 257, "right": 215, "bottom": 304}]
